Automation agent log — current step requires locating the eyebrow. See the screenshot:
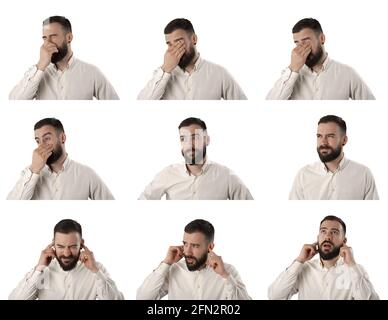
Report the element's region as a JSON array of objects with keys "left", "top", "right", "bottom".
[
  {"left": 42, "top": 33, "right": 58, "bottom": 39},
  {"left": 294, "top": 37, "right": 311, "bottom": 43},
  {"left": 35, "top": 132, "right": 53, "bottom": 140},
  {"left": 166, "top": 37, "right": 184, "bottom": 44}
]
